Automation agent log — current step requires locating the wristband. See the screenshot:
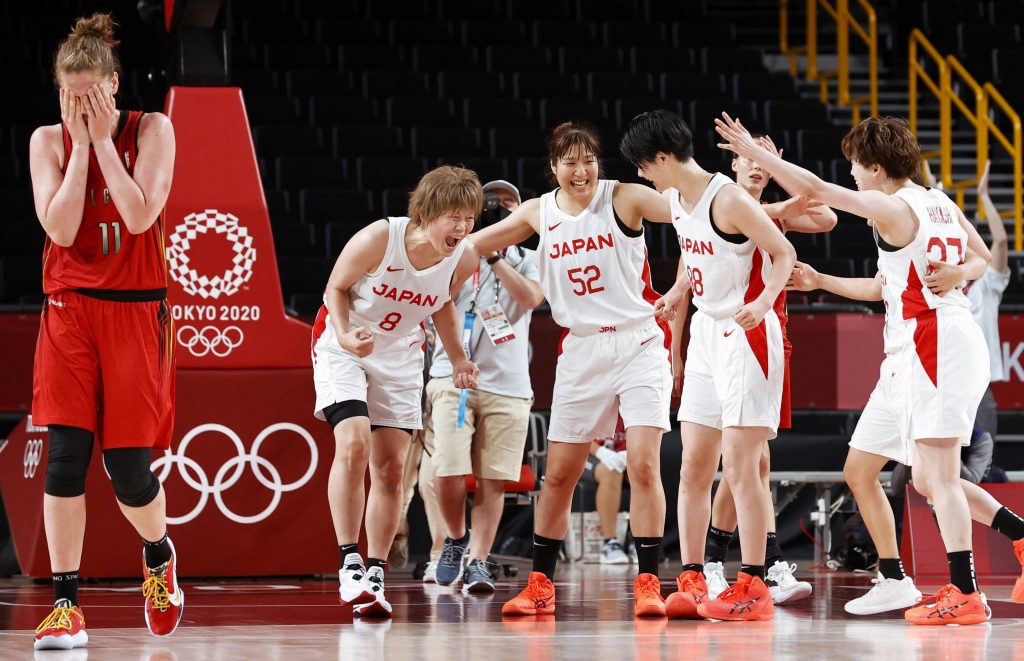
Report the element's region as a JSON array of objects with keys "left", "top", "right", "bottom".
[{"left": 486, "top": 254, "right": 502, "bottom": 265}]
